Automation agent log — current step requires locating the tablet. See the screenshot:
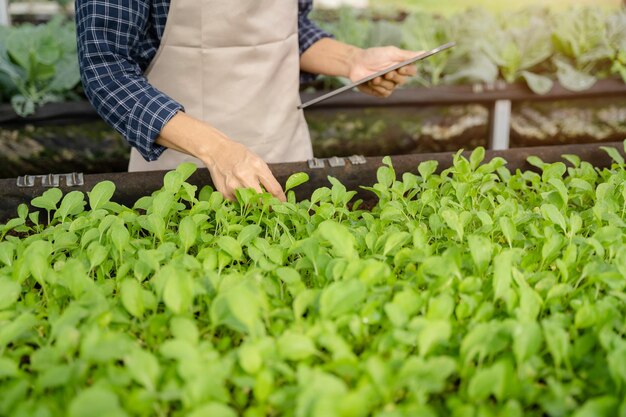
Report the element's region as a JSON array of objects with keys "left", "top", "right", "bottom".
[{"left": 298, "top": 41, "right": 456, "bottom": 109}]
